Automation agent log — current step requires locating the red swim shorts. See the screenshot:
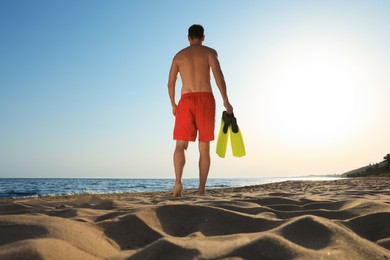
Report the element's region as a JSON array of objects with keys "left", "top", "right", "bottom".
[{"left": 174, "top": 92, "right": 216, "bottom": 142}]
